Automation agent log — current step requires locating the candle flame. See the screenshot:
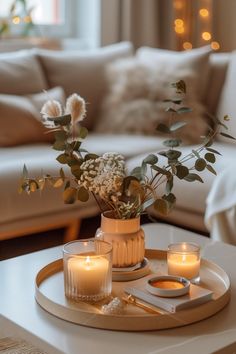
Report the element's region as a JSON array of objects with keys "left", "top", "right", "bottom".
[
  {"left": 182, "top": 254, "right": 187, "bottom": 262},
  {"left": 85, "top": 256, "right": 91, "bottom": 265}
]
